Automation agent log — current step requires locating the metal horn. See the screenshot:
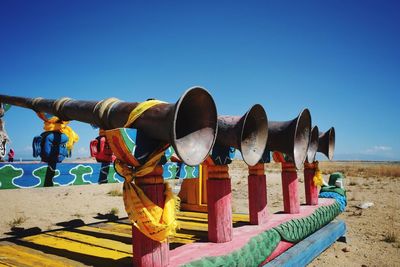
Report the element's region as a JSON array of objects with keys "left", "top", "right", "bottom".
[
  {"left": 215, "top": 104, "right": 268, "bottom": 166},
  {"left": 266, "top": 108, "right": 311, "bottom": 169},
  {"left": 306, "top": 125, "right": 319, "bottom": 163},
  {"left": 0, "top": 86, "right": 218, "bottom": 166},
  {"left": 317, "top": 127, "right": 335, "bottom": 160}
]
